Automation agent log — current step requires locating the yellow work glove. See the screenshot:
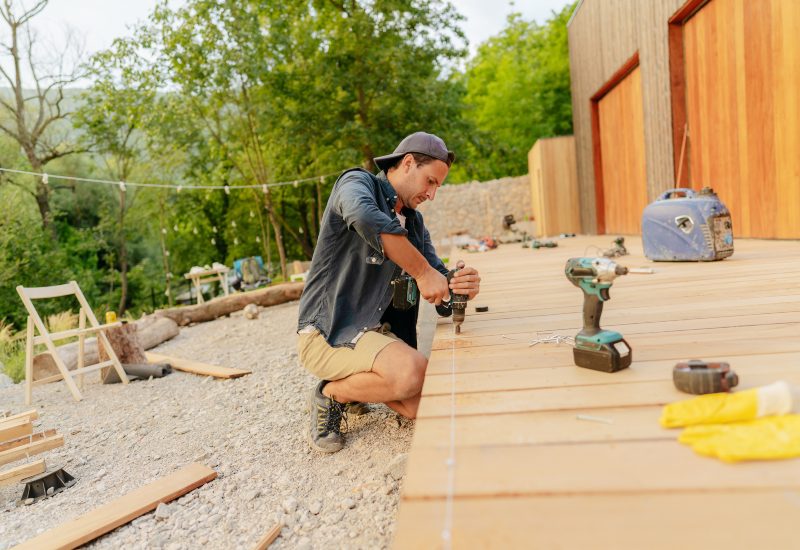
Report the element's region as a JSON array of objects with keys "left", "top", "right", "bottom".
[
  {"left": 678, "top": 415, "right": 800, "bottom": 462},
  {"left": 660, "top": 381, "right": 793, "bottom": 428}
]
